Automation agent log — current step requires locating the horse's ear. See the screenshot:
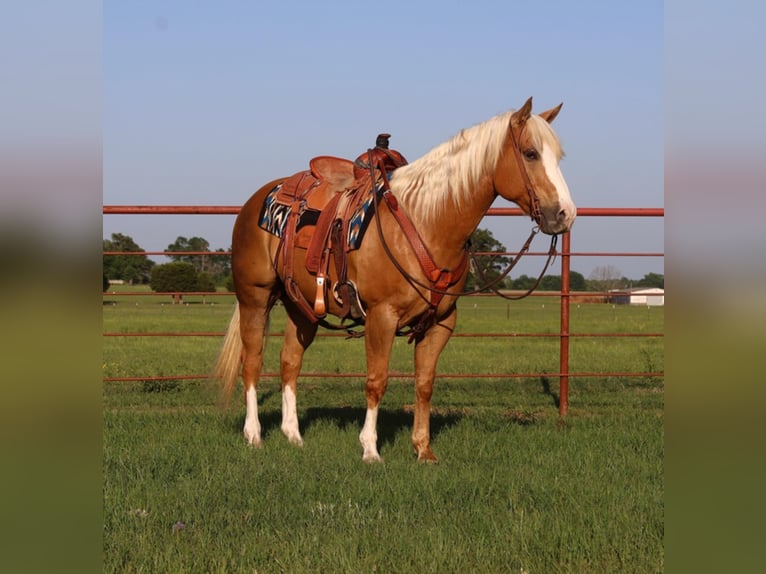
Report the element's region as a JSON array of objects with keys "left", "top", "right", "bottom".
[
  {"left": 538, "top": 103, "right": 563, "bottom": 124},
  {"left": 511, "top": 97, "right": 533, "bottom": 127}
]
